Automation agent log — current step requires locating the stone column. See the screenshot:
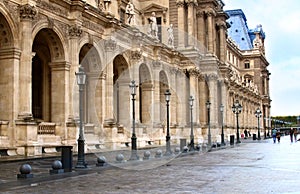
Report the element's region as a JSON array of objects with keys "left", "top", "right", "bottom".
[
  {"left": 206, "top": 10, "right": 215, "bottom": 53},
  {"left": 188, "top": 68, "right": 200, "bottom": 124},
  {"left": 169, "top": 67, "right": 178, "bottom": 126},
  {"left": 152, "top": 61, "right": 162, "bottom": 126},
  {"left": 217, "top": 21, "right": 227, "bottom": 62},
  {"left": 103, "top": 39, "right": 117, "bottom": 126},
  {"left": 49, "top": 62, "right": 70, "bottom": 139},
  {"left": 176, "top": 69, "right": 188, "bottom": 126},
  {"left": 196, "top": 11, "right": 205, "bottom": 48},
  {"left": 187, "top": 1, "right": 196, "bottom": 46},
  {"left": 198, "top": 75, "right": 206, "bottom": 126},
  {"left": 49, "top": 62, "right": 70, "bottom": 123},
  {"left": 18, "top": 4, "right": 37, "bottom": 120},
  {"left": 176, "top": 0, "right": 185, "bottom": 48},
  {"left": 207, "top": 74, "right": 218, "bottom": 128},
  {"left": 140, "top": 83, "right": 154, "bottom": 124},
  {"left": 67, "top": 25, "right": 82, "bottom": 125}
]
